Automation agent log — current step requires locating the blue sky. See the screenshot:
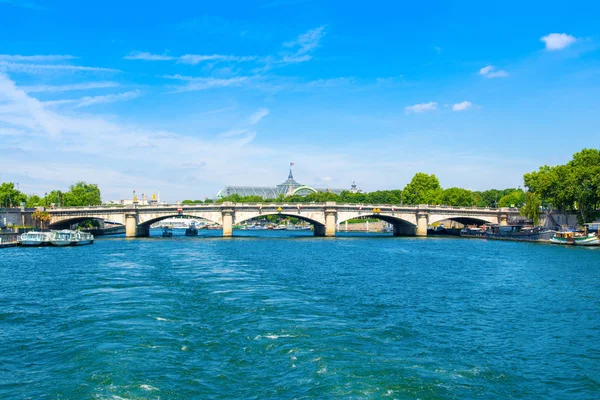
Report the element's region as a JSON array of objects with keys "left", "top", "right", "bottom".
[{"left": 1, "top": 0, "right": 599, "bottom": 201}]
